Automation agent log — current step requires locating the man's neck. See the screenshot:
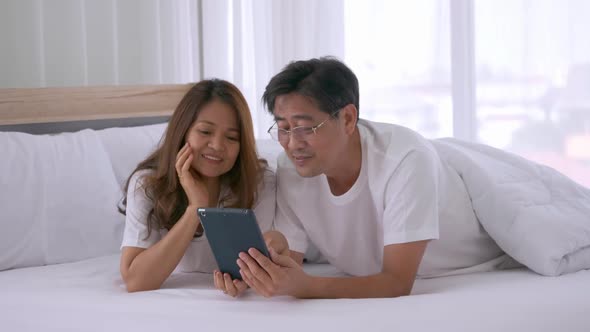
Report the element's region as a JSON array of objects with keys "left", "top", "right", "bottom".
[{"left": 325, "top": 128, "right": 362, "bottom": 196}]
